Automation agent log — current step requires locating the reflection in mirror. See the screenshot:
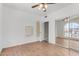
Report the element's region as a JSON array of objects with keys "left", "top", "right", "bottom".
[
  {"left": 55, "top": 17, "right": 69, "bottom": 55},
  {"left": 55, "top": 18, "right": 69, "bottom": 48},
  {"left": 69, "top": 16, "right": 79, "bottom": 55},
  {"left": 55, "top": 16, "right": 79, "bottom": 56}
]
